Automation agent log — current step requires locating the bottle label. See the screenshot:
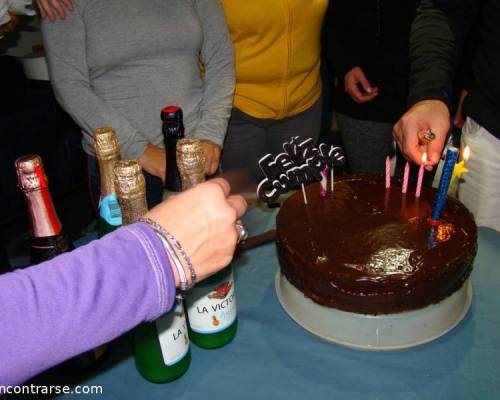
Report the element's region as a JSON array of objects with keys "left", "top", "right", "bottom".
[
  {"left": 99, "top": 194, "right": 122, "bottom": 226},
  {"left": 156, "top": 301, "right": 190, "bottom": 366},
  {"left": 186, "top": 272, "right": 237, "bottom": 334}
]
